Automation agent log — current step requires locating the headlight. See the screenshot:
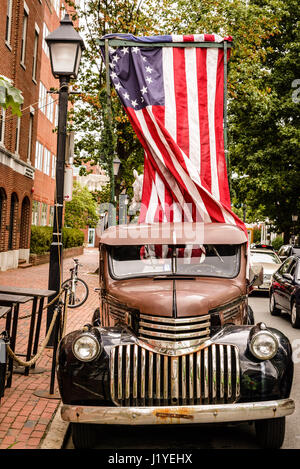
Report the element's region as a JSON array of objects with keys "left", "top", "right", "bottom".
[
  {"left": 72, "top": 333, "right": 101, "bottom": 362},
  {"left": 250, "top": 329, "right": 279, "bottom": 360}
]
